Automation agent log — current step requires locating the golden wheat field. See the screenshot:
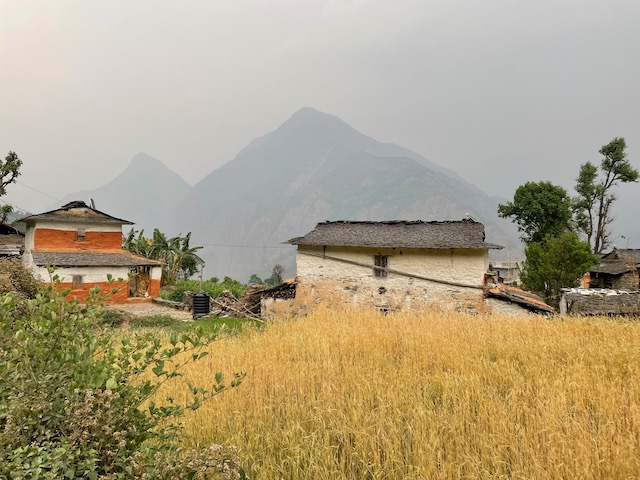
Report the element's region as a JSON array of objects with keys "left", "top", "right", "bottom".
[{"left": 157, "top": 309, "right": 640, "bottom": 479}]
